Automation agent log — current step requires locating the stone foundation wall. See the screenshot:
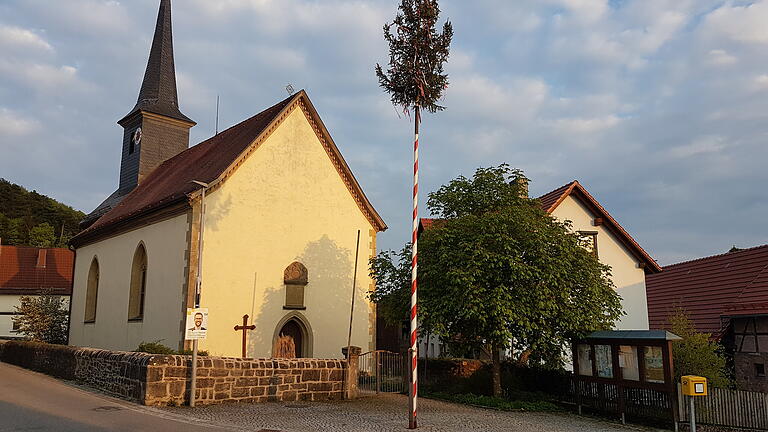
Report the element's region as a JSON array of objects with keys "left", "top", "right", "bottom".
[
  {"left": 146, "top": 357, "right": 346, "bottom": 406},
  {"left": 0, "top": 341, "right": 355, "bottom": 406}
]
